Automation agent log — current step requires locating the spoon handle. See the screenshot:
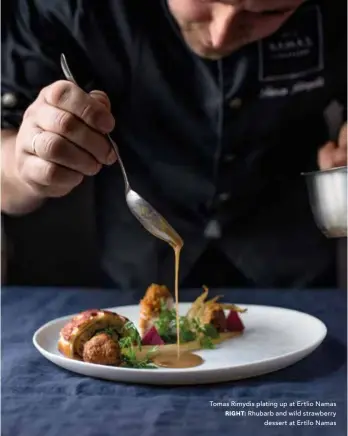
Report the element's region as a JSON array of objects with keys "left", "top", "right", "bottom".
[
  {"left": 105, "top": 135, "right": 130, "bottom": 191},
  {"left": 60, "top": 54, "right": 130, "bottom": 192}
]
